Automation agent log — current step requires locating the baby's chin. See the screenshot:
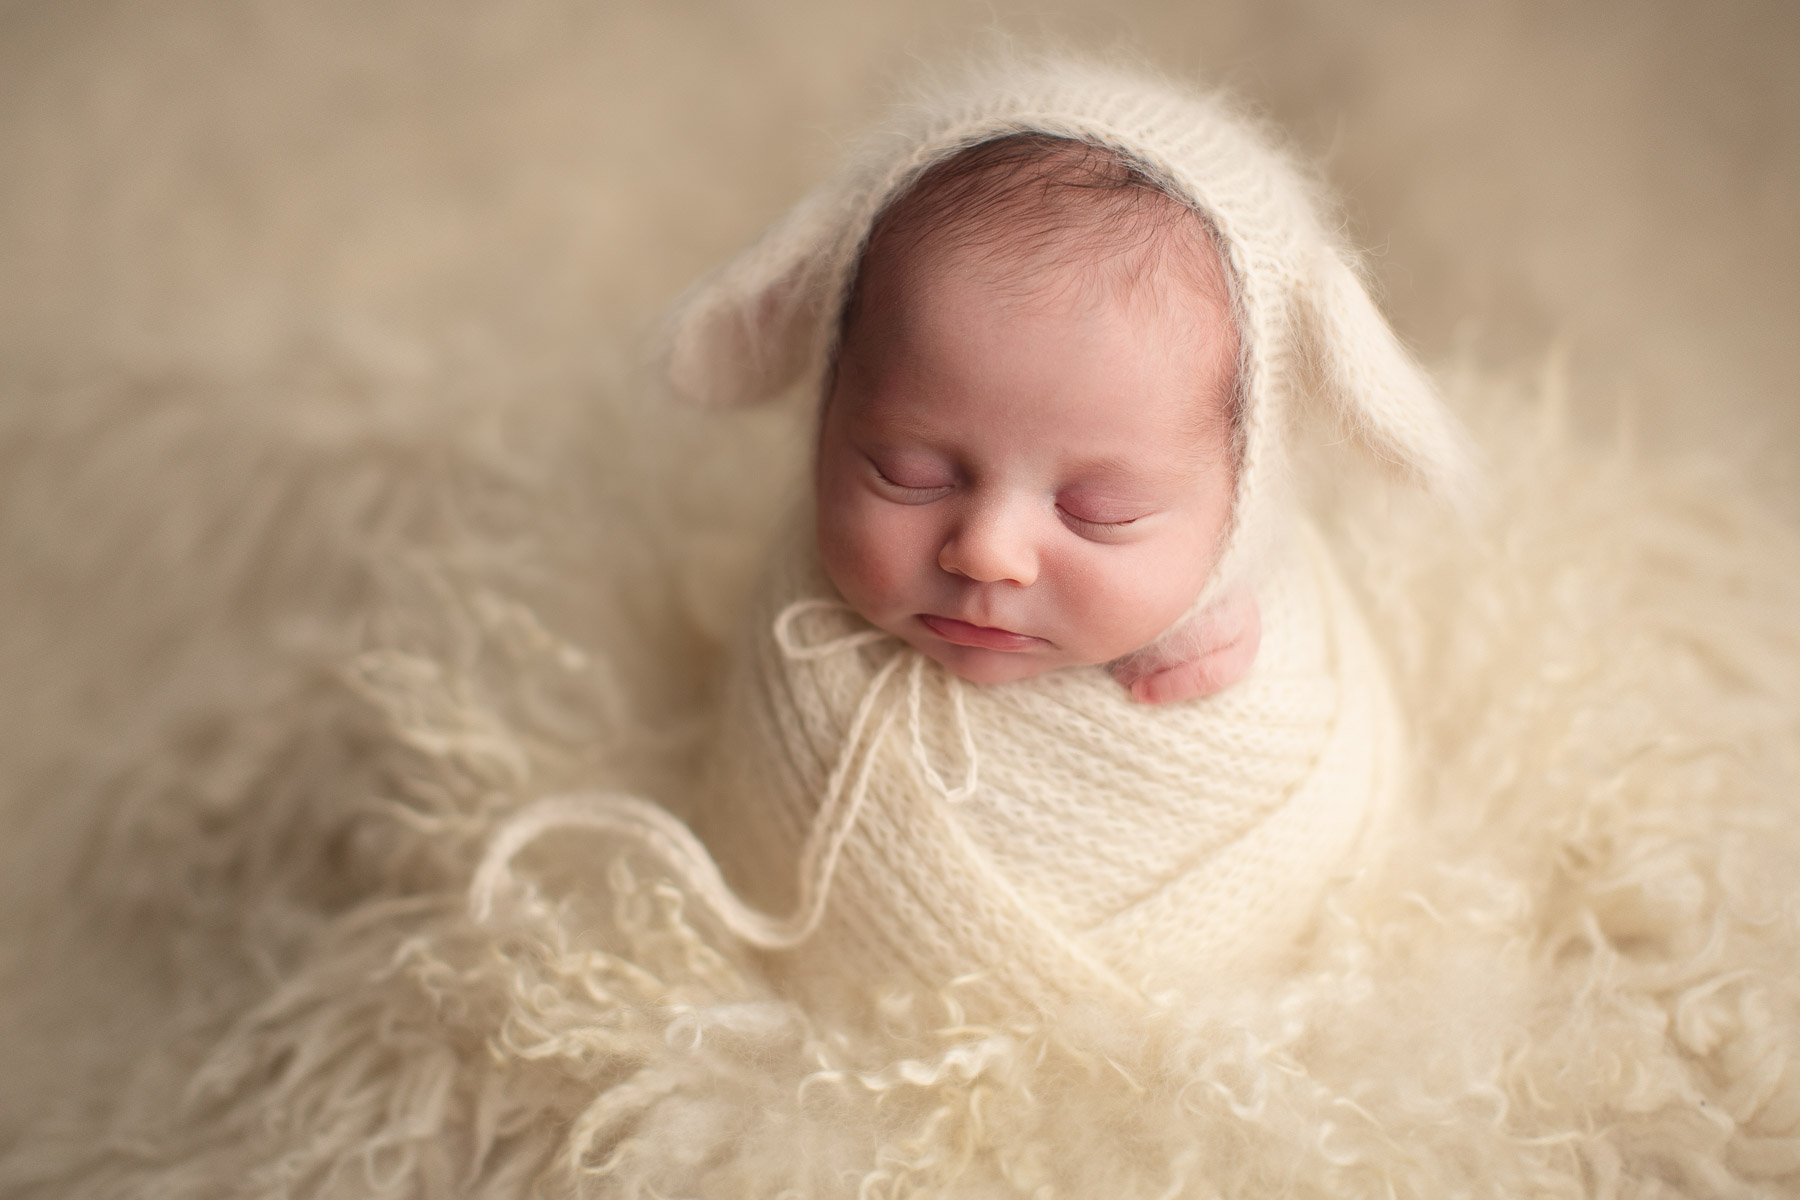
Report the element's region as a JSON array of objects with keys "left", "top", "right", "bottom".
[{"left": 906, "top": 635, "right": 1086, "bottom": 686}]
